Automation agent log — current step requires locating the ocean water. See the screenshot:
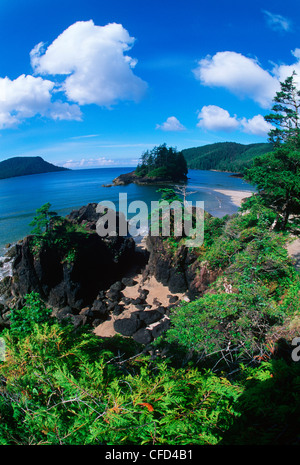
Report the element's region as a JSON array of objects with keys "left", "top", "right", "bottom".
[{"left": 0, "top": 167, "right": 255, "bottom": 276}]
